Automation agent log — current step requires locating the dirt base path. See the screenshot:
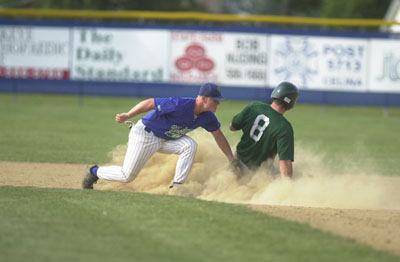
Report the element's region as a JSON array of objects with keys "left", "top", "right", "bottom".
[
  {"left": 250, "top": 205, "right": 400, "bottom": 256},
  {"left": 1, "top": 161, "right": 400, "bottom": 256}
]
